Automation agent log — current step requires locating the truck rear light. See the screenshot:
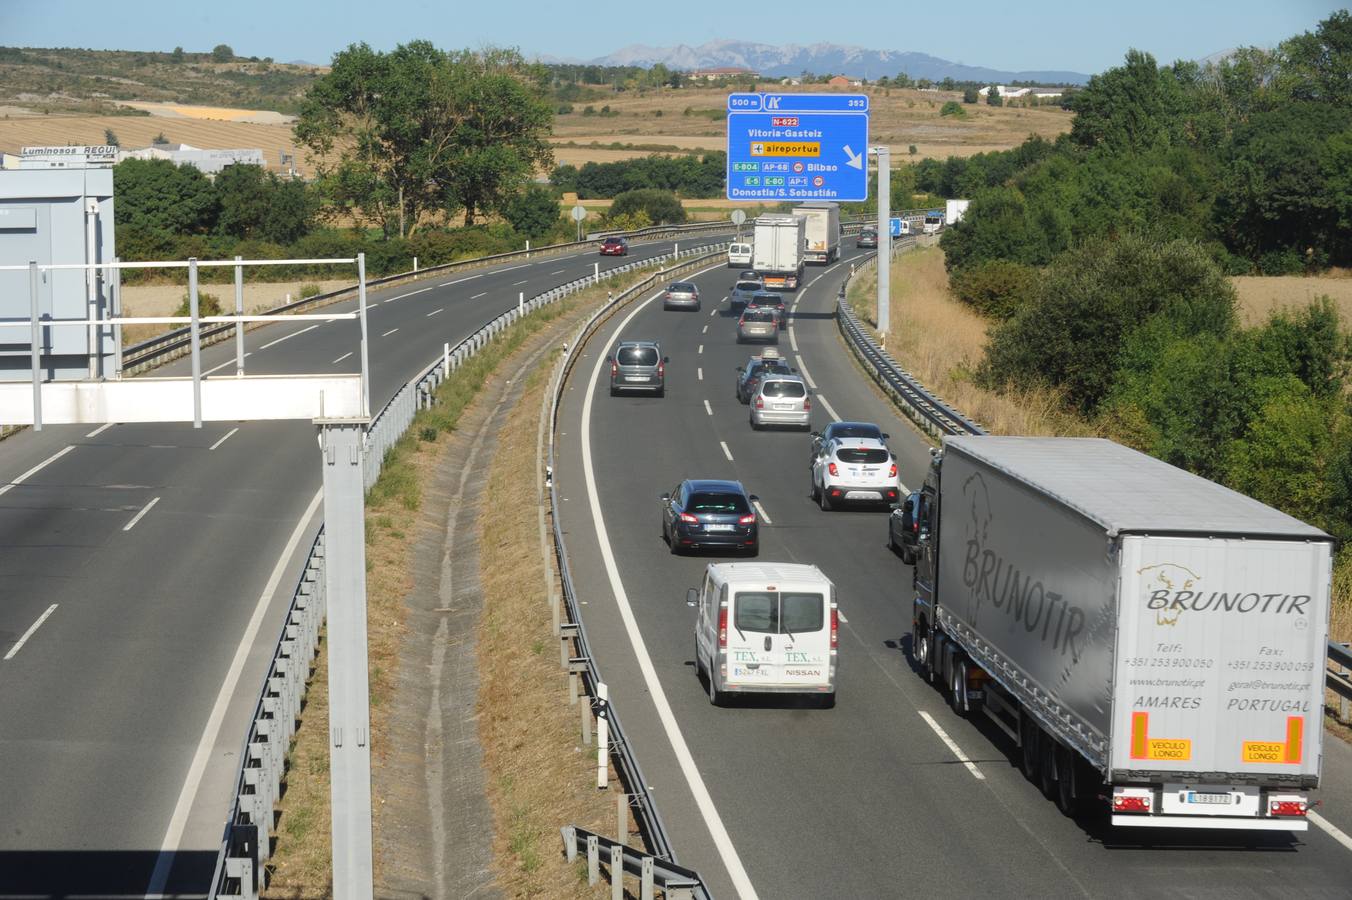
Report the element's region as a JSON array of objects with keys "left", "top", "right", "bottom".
[
  {"left": 678, "top": 512, "right": 699, "bottom": 524},
  {"left": 828, "top": 462, "right": 838, "bottom": 476},
  {"left": 717, "top": 606, "right": 728, "bottom": 648},
  {"left": 738, "top": 514, "right": 756, "bottom": 524},
  {"left": 1269, "top": 799, "right": 1308, "bottom": 817},
  {"left": 830, "top": 607, "right": 838, "bottom": 649},
  {"left": 1112, "top": 791, "right": 1152, "bottom": 814}
]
